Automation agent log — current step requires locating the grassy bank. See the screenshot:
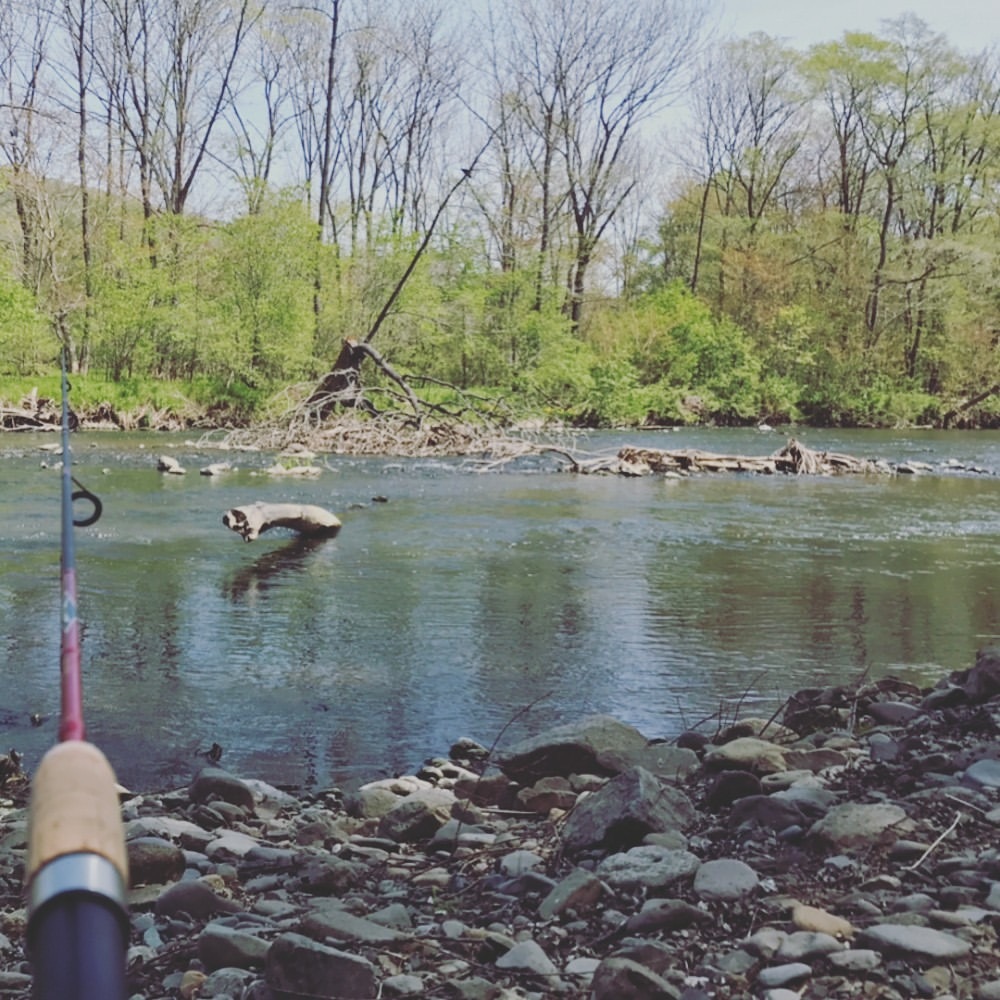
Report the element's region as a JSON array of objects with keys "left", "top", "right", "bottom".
[{"left": 0, "top": 374, "right": 270, "bottom": 429}]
